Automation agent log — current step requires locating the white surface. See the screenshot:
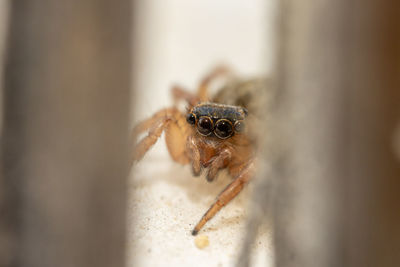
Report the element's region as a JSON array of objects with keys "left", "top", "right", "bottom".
[
  {"left": 127, "top": 150, "right": 273, "bottom": 267},
  {"left": 127, "top": 1, "right": 275, "bottom": 266}
]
